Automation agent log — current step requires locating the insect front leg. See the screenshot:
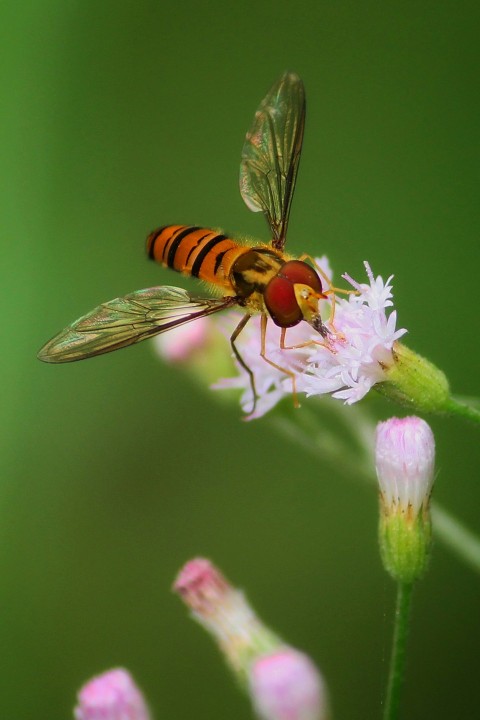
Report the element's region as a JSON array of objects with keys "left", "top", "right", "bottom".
[
  {"left": 260, "top": 315, "right": 300, "bottom": 409},
  {"left": 279, "top": 327, "right": 335, "bottom": 354}
]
